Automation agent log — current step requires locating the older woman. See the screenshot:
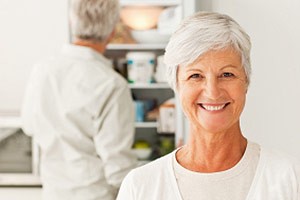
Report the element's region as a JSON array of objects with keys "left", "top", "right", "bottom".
[{"left": 117, "top": 11, "right": 300, "bottom": 200}]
